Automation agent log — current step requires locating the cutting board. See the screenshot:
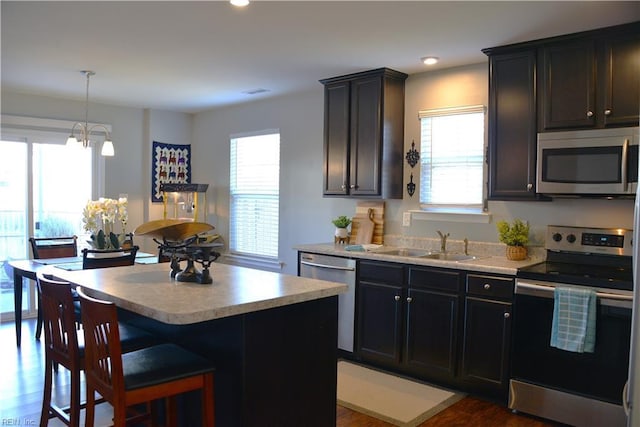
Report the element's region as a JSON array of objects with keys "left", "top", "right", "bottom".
[
  {"left": 353, "top": 209, "right": 375, "bottom": 244},
  {"left": 349, "top": 202, "right": 384, "bottom": 245}
]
